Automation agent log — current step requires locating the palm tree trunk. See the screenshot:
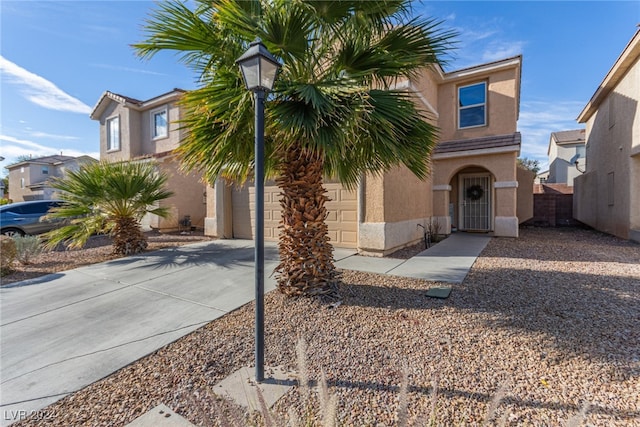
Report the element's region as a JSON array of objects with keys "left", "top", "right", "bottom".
[
  {"left": 275, "top": 145, "right": 340, "bottom": 298},
  {"left": 112, "top": 216, "right": 148, "bottom": 255}
]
